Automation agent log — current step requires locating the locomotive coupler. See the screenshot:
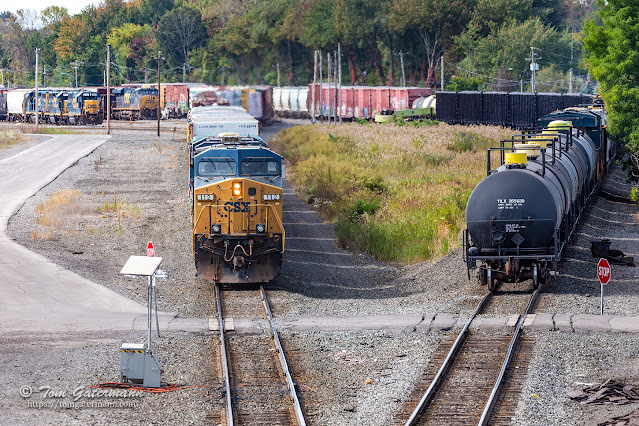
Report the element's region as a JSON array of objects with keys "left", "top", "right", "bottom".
[{"left": 233, "top": 255, "right": 245, "bottom": 270}]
